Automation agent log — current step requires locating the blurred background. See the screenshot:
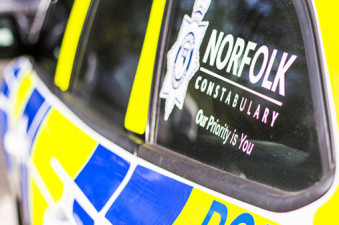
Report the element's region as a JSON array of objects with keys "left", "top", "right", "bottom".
[
  {"left": 0, "top": 60, "right": 17, "bottom": 225},
  {"left": 0, "top": 0, "right": 68, "bottom": 223},
  {"left": 0, "top": 1, "right": 43, "bottom": 222}
]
